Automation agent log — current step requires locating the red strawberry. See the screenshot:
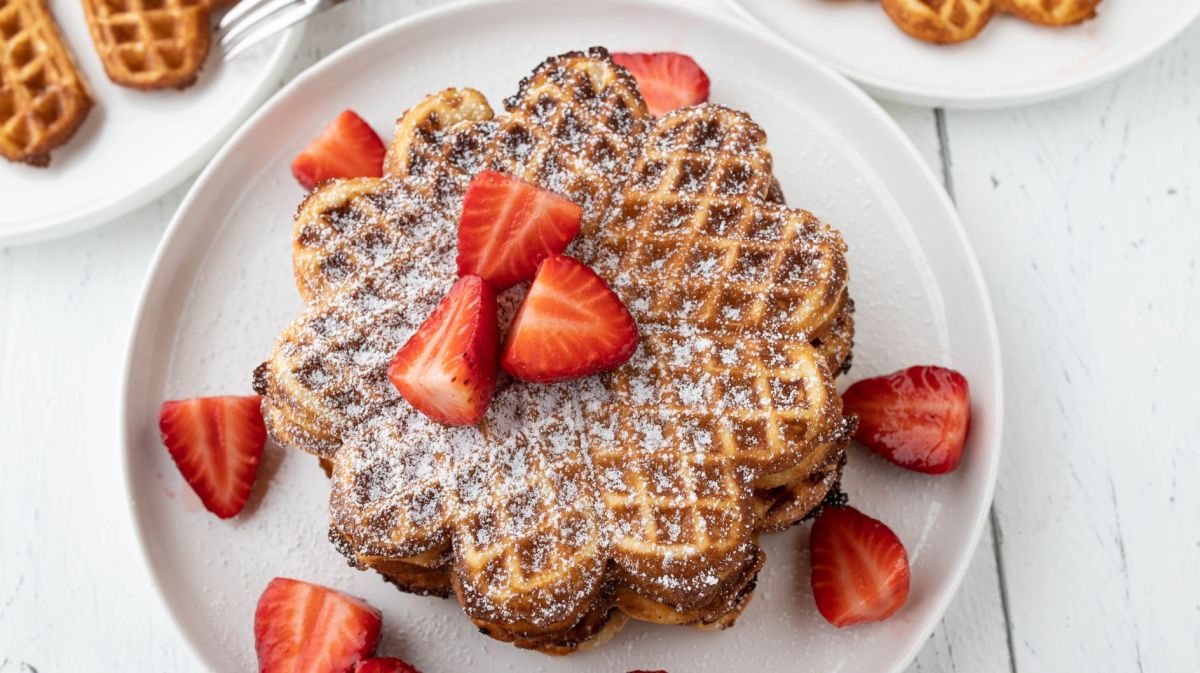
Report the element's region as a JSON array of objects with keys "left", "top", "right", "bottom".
[
  {"left": 355, "top": 658, "right": 422, "bottom": 673},
  {"left": 388, "top": 275, "right": 500, "bottom": 426},
  {"left": 611, "top": 52, "right": 711, "bottom": 117},
  {"left": 842, "top": 365, "right": 971, "bottom": 475},
  {"left": 457, "top": 170, "right": 583, "bottom": 291},
  {"left": 501, "top": 255, "right": 637, "bottom": 383},
  {"left": 291, "top": 110, "right": 386, "bottom": 191},
  {"left": 254, "top": 577, "right": 382, "bottom": 673},
  {"left": 809, "top": 506, "right": 910, "bottom": 628},
  {"left": 158, "top": 395, "right": 266, "bottom": 519}
]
